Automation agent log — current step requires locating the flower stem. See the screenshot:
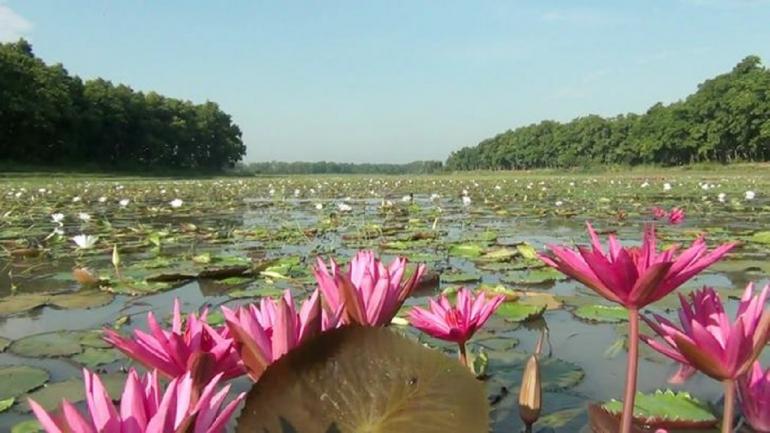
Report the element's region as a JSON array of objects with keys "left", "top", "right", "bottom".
[
  {"left": 722, "top": 379, "right": 736, "bottom": 433},
  {"left": 458, "top": 342, "right": 468, "bottom": 367},
  {"left": 620, "top": 308, "right": 640, "bottom": 433}
]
